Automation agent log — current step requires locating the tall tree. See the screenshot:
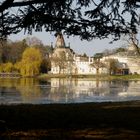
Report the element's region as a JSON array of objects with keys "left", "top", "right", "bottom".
[
  {"left": 7, "top": 40, "right": 28, "bottom": 63},
  {"left": 0, "top": 0, "right": 139, "bottom": 40},
  {"left": 0, "top": 41, "right": 4, "bottom": 63},
  {"left": 105, "top": 58, "right": 118, "bottom": 75},
  {"left": 0, "top": 39, "right": 28, "bottom": 63},
  {"left": 40, "top": 58, "right": 51, "bottom": 73},
  {"left": 31, "top": 40, "right": 53, "bottom": 73},
  {"left": 128, "top": 33, "right": 140, "bottom": 55},
  {"left": 3, "top": 62, "right": 13, "bottom": 73},
  {"left": 18, "top": 47, "right": 43, "bottom": 76}
]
